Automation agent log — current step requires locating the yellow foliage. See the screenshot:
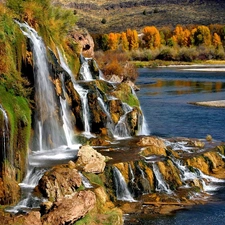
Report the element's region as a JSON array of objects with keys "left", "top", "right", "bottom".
[
  {"left": 213, "top": 32, "right": 222, "bottom": 48},
  {"left": 142, "top": 26, "right": 161, "bottom": 49}
]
